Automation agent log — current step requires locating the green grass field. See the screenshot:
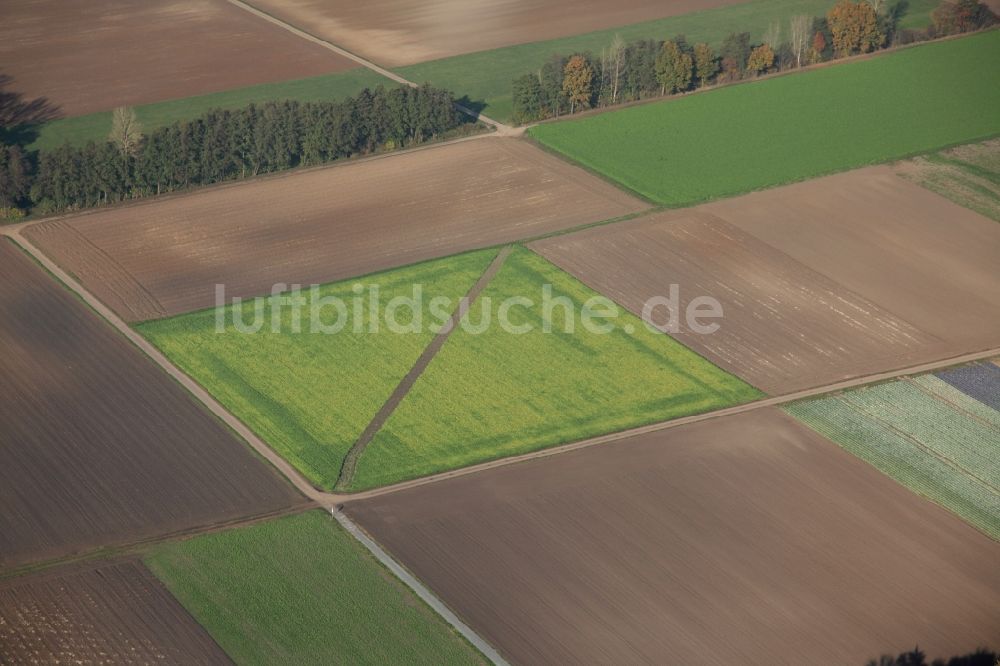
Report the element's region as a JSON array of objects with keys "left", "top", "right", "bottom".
[
  {"left": 350, "top": 247, "right": 761, "bottom": 490},
  {"left": 30, "top": 68, "right": 391, "bottom": 150},
  {"left": 528, "top": 31, "right": 1000, "bottom": 206},
  {"left": 786, "top": 374, "right": 1000, "bottom": 540},
  {"left": 138, "top": 250, "right": 496, "bottom": 491},
  {"left": 145, "top": 511, "right": 484, "bottom": 665},
  {"left": 395, "top": 0, "right": 937, "bottom": 121}
]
